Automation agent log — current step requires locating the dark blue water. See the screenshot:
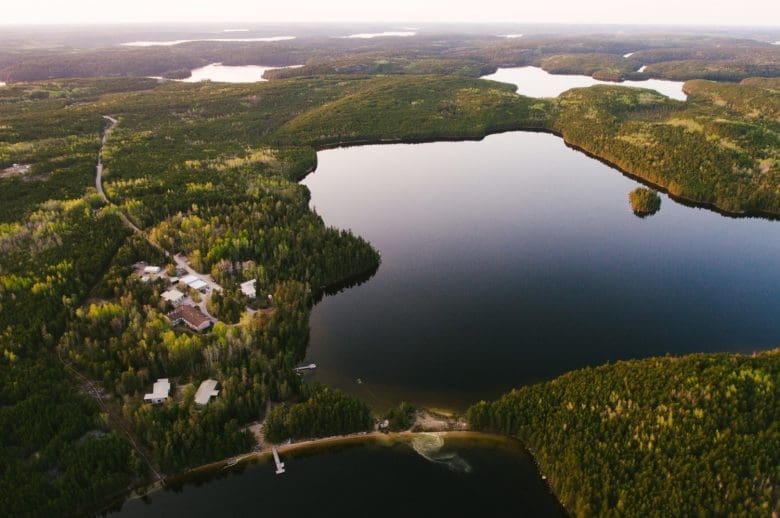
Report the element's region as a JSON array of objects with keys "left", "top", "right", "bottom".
[
  {"left": 302, "top": 131, "right": 780, "bottom": 410},
  {"left": 110, "top": 436, "right": 563, "bottom": 517}
]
